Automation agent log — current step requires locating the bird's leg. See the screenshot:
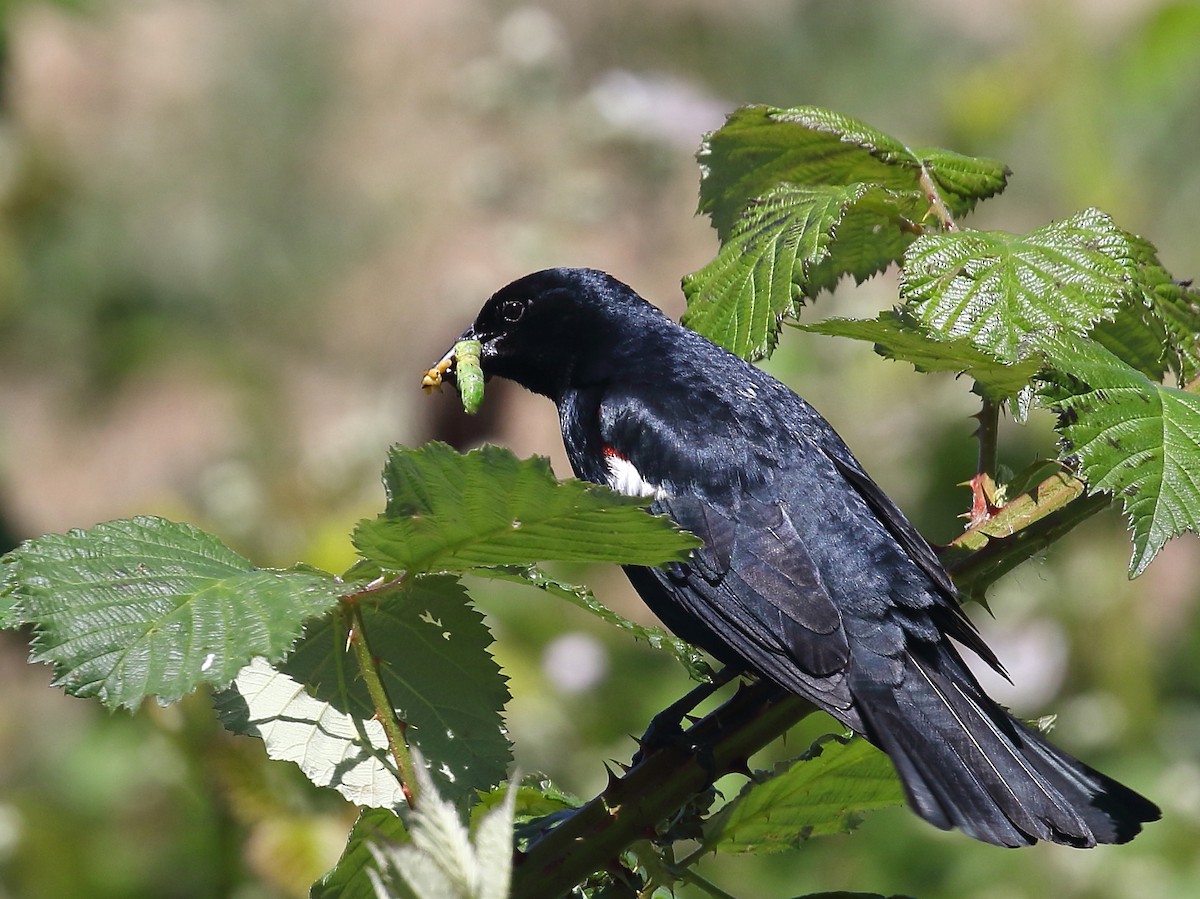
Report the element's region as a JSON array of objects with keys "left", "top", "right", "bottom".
[{"left": 633, "top": 666, "right": 741, "bottom": 764}]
